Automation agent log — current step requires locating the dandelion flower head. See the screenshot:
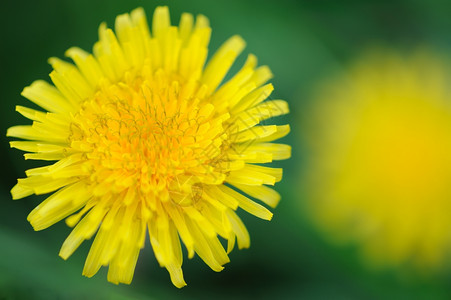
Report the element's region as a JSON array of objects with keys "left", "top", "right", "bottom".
[
  {"left": 305, "top": 49, "right": 451, "bottom": 272},
  {"left": 7, "top": 6, "right": 290, "bottom": 287}
]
